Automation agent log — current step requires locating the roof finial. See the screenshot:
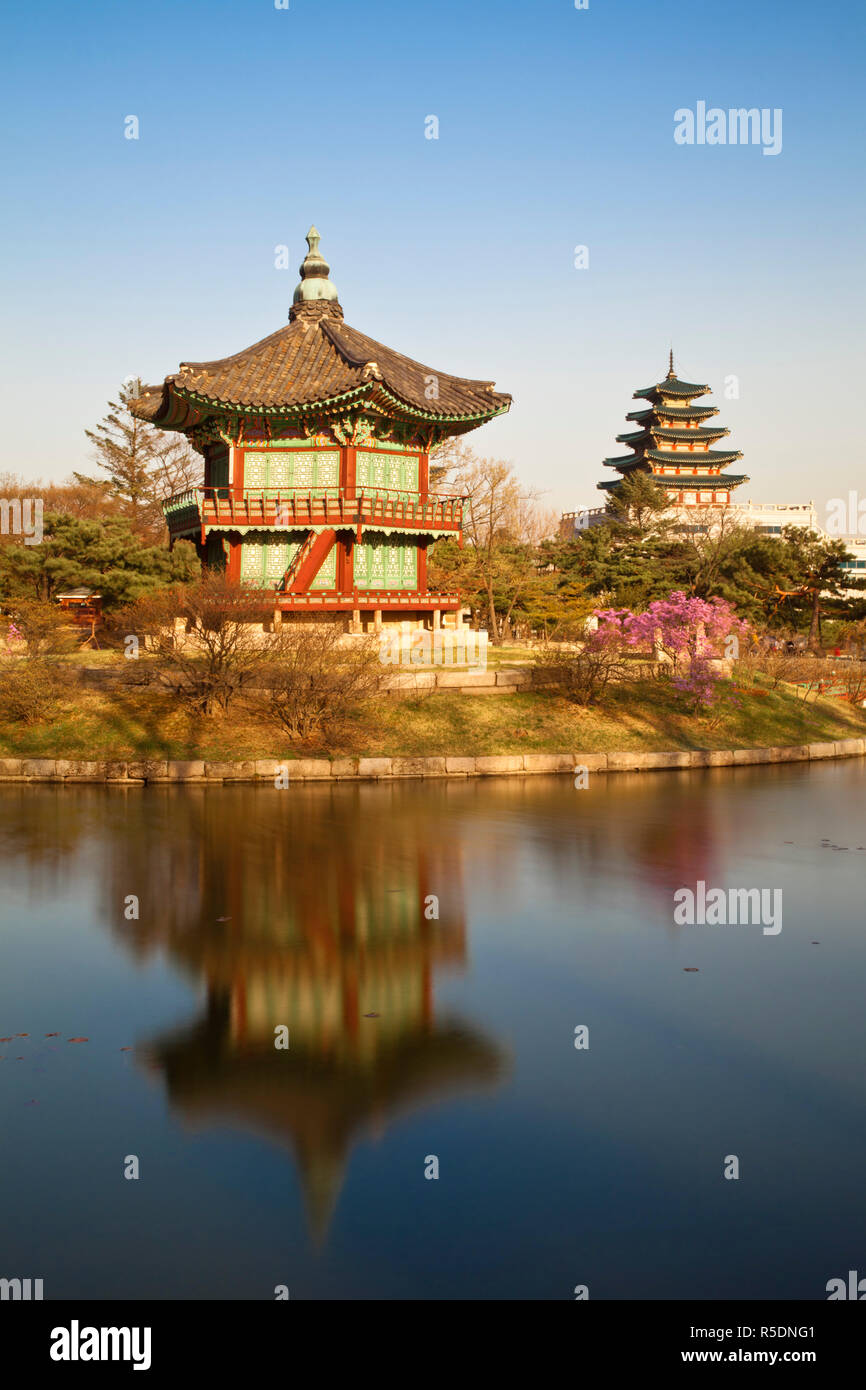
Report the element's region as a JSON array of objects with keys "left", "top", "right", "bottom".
[
  {"left": 667, "top": 347, "right": 675, "bottom": 379},
  {"left": 291, "top": 225, "right": 339, "bottom": 313}
]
